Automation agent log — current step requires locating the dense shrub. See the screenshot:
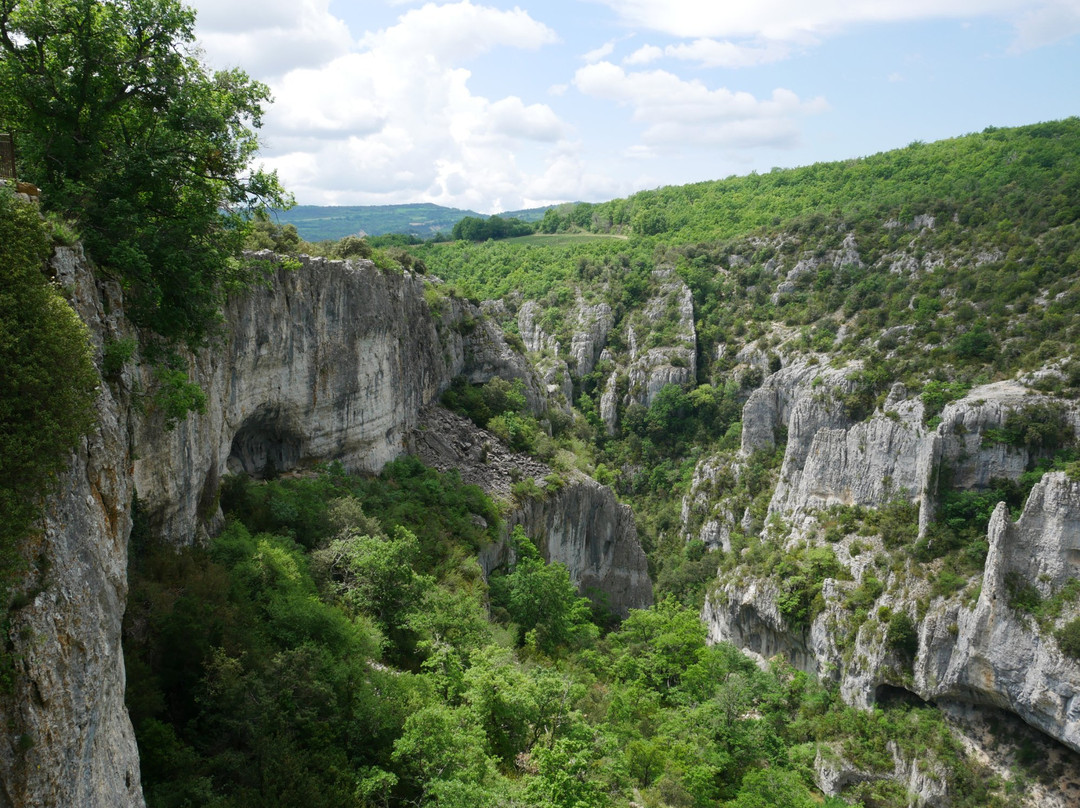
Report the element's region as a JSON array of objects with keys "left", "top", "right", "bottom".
[{"left": 0, "top": 192, "right": 98, "bottom": 598}]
